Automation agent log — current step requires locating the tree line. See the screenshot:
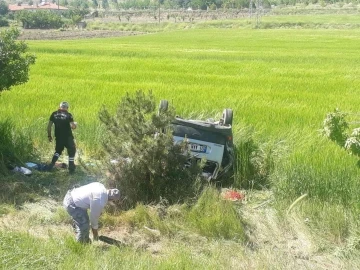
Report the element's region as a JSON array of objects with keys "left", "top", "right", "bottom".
[
  {"left": 0, "top": 0, "right": 358, "bottom": 29},
  {"left": 61, "top": 0, "right": 359, "bottom": 11}
]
